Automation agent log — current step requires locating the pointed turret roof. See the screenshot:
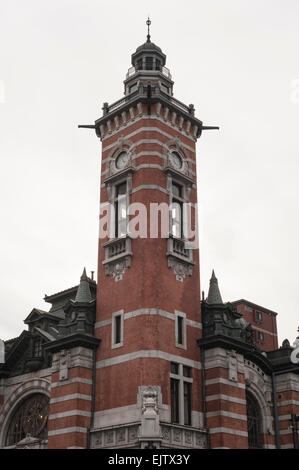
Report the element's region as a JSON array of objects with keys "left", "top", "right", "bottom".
[
  {"left": 207, "top": 270, "right": 223, "bottom": 305},
  {"left": 75, "top": 268, "right": 92, "bottom": 303}
]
